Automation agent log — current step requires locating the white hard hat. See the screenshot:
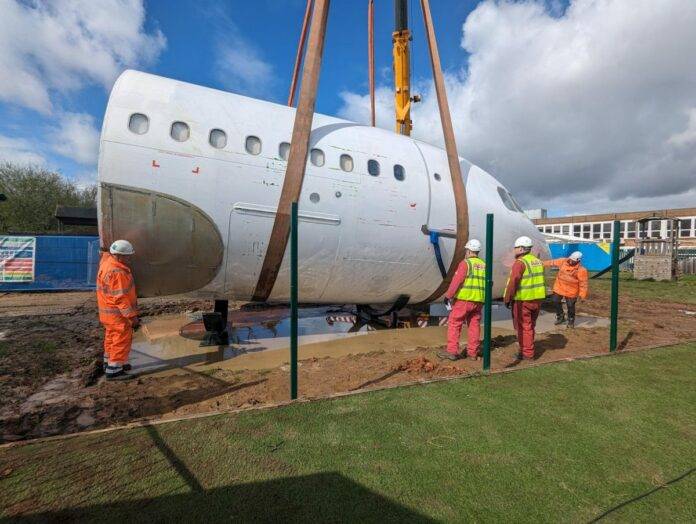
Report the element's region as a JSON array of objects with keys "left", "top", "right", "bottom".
[
  {"left": 109, "top": 239, "right": 135, "bottom": 255},
  {"left": 514, "top": 236, "right": 533, "bottom": 248},
  {"left": 465, "top": 239, "right": 482, "bottom": 251},
  {"left": 569, "top": 251, "right": 583, "bottom": 261}
]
